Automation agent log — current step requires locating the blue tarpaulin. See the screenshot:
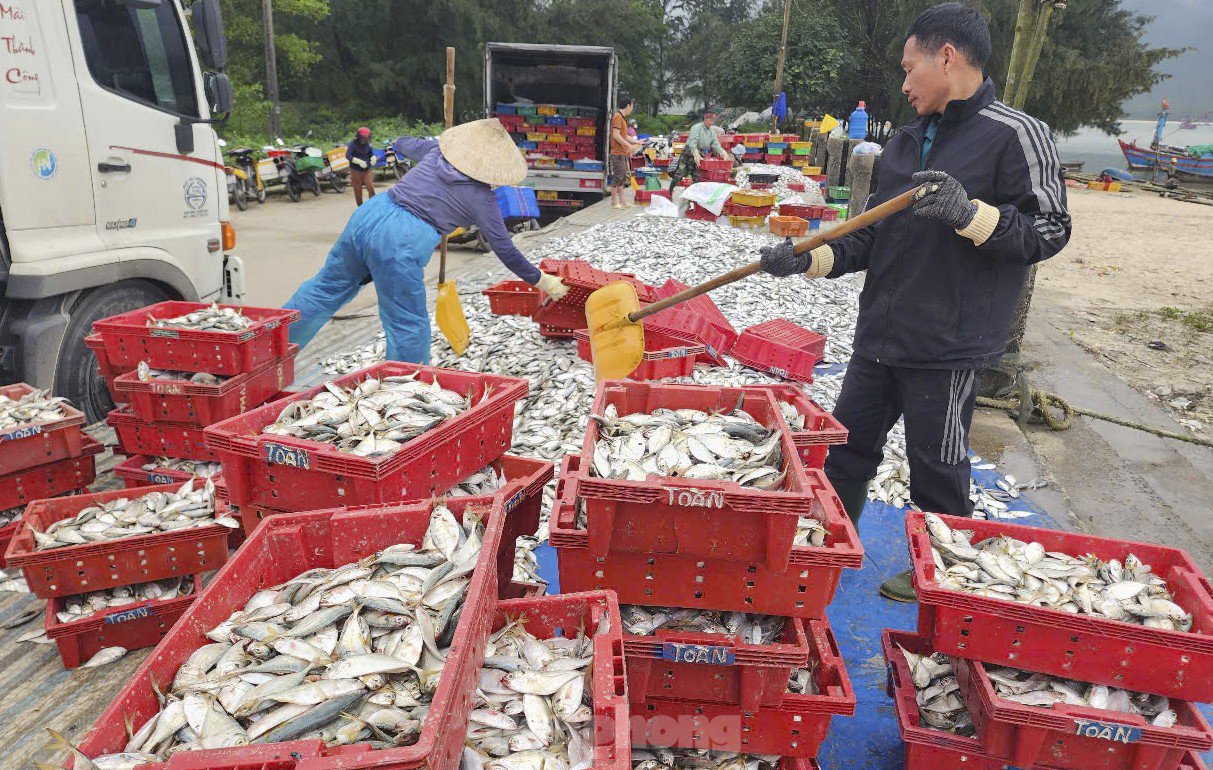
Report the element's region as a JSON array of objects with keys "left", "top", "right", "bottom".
[{"left": 772, "top": 92, "right": 788, "bottom": 122}]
